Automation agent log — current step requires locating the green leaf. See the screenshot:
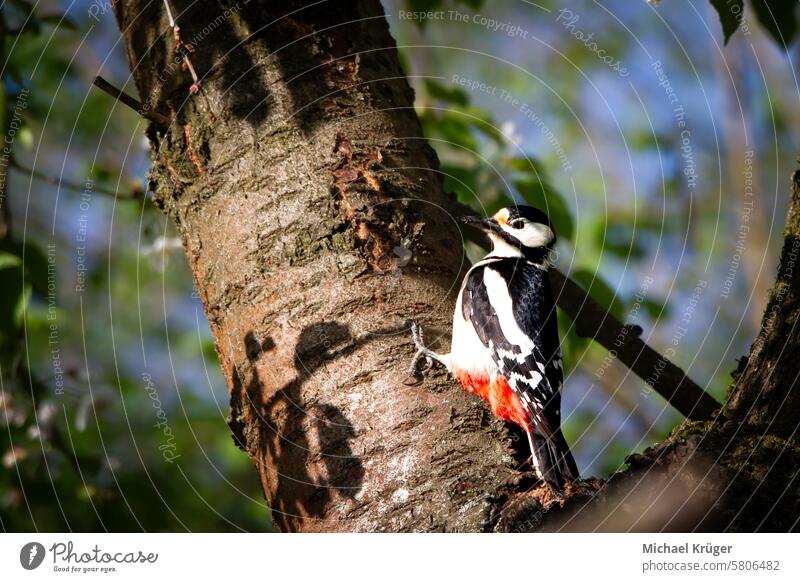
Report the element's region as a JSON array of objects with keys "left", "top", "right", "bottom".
[
  {"left": 628, "top": 131, "right": 669, "bottom": 151},
  {"left": 0, "top": 252, "right": 34, "bottom": 338},
  {"left": 709, "top": 0, "right": 744, "bottom": 44},
  {"left": 642, "top": 299, "right": 669, "bottom": 320},
  {"left": 595, "top": 222, "right": 645, "bottom": 259},
  {"left": 14, "top": 283, "right": 32, "bottom": 327},
  {"left": 0, "top": 241, "right": 50, "bottom": 295},
  {"left": 0, "top": 251, "right": 22, "bottom": 270},
  {"left": 22, "top": 241, "right": 50, "bottom": 295},
  {"left": 514, "top": 178, "right": 574, "bottom": 240},
  {"left": 18, "top": 126, "right": 33, "bottom": 149},
  {"left": 750, "top": 0, "right": 798, "bottom": 48},
  {"left": 38, "top": 14, "right": 79, "bottom": 31},
  {"left": 504, "top": 155, "right": 548, "bottom": 176},
  {"left": 441, "top": 164, "right": 478, "bottom": 203},
  {"left": 423, "top": 79, "right": 469, "bottom": 106},
  {"left": 463, "top": 106, "right": 504, "bottom": 145},
  {"left": 428, "top": 111, "right": 479, "bottom": 151},
  {"left": 201, "top": 340, "right": 220, "bottom": 364},
  {"left": 0, "top": 258, "right": 24, "bottom": 338},
  {"left": 570, "top": 268, "right": 624, "bottom": 320},
  {"left": 88, "top": 164, "right": 116, "bottom": 184}
]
